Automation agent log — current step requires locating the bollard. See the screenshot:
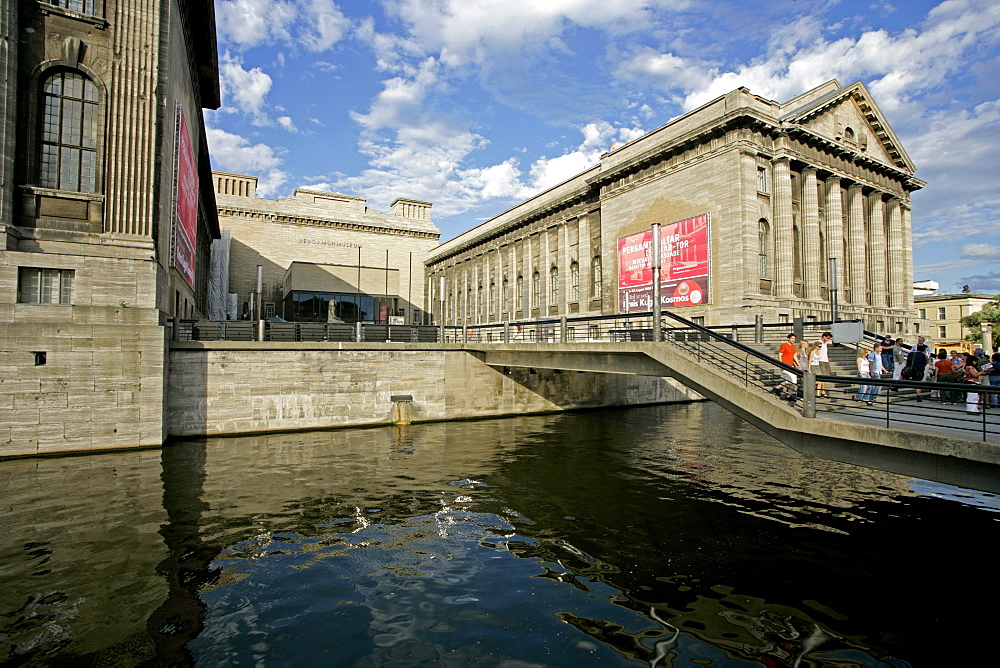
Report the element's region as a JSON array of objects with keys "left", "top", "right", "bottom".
[
  {"left": 355, "top": 321, "right": 363, "bottom": 342},
  {"left": 802, "top": 371, "right": 817, "bottom": 418},
  {"left": 754, "top": 315, "right": 763, "bottom": 344},
  {"left": 560, "top": 316, "right": 568, "bottom": 343}
]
